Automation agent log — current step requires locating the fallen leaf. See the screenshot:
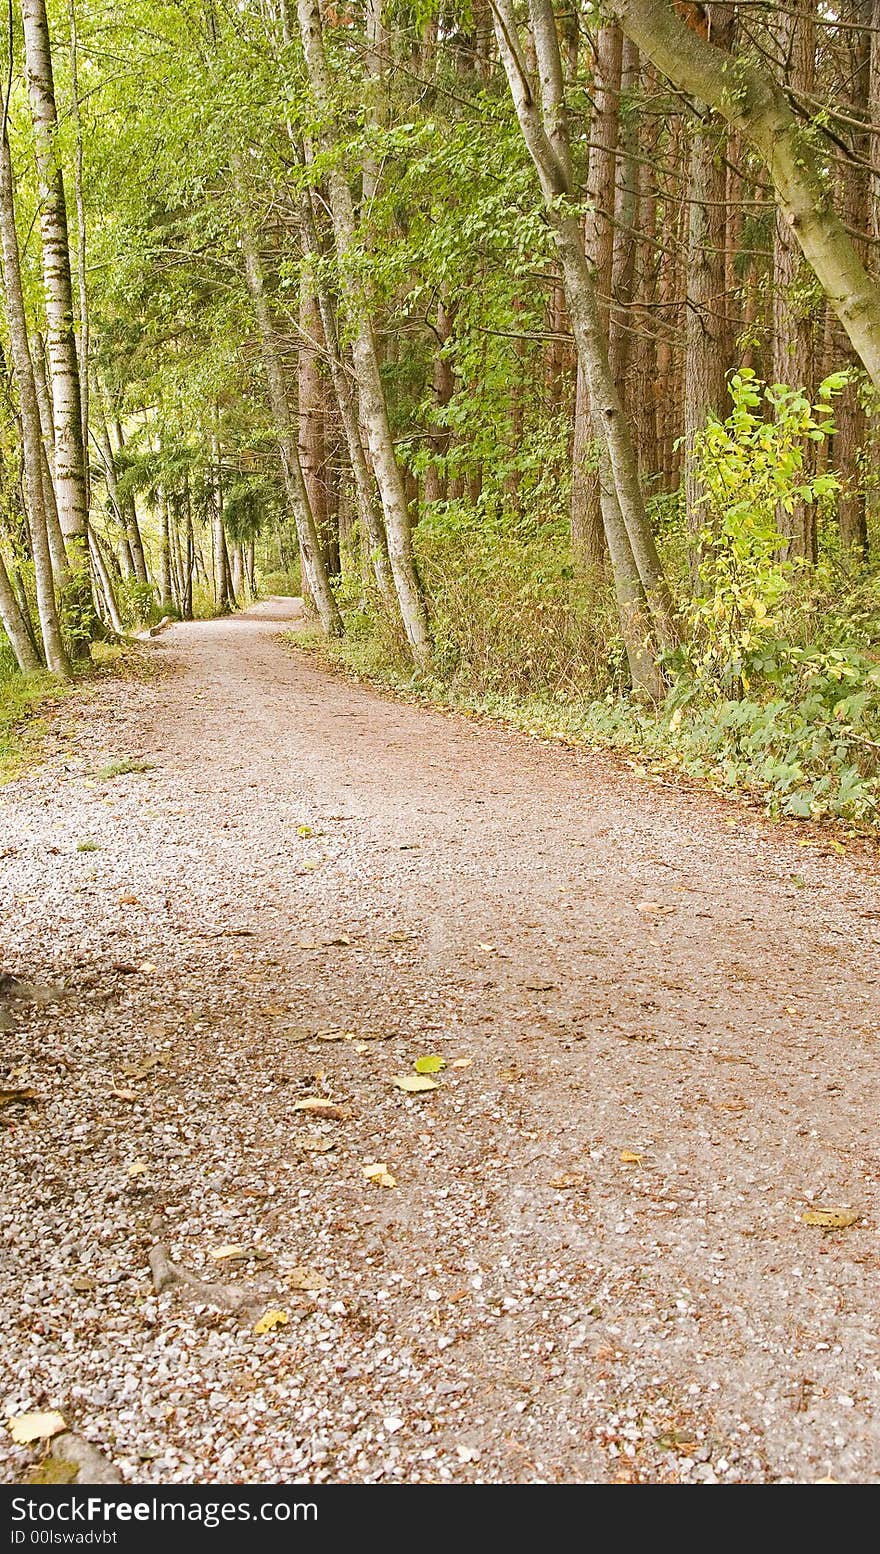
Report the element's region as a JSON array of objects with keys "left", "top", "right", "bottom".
[
  {"left": 300, "top": 1135, "right": 335, "bottom": 1153},
  {"left": 209, "top": 1244, "right": 248, "bottom": 1261},
  {"left": 71, "top": 1275, "right": 95, "bottom": 1294},
  {"left": 450, "top": 1057, "right": 473, "bottom": 1070},
  {"left": 619, "top": 1150, "right": 643, "bottom": 1165},
  {"left": 499, "top": 1067, "right": 522, "bottom": 1081},
  {"left": 137, "top": 962, "right": 157, "bottom": 974},
  {"left": 802, "top": 1209, "right": 860, "bottom": 1230},
  {"left": 288, "top": 1265, "right": 327, "bottom": 1292},
  {"left": 296, "top": 942, "right": 321, "bottom": 950},
  {"left": 126, "top": 1160, "right": 149, "bottom": 1177},
  {"left": 391, "top": 1073, "right": 439, "bottom": 1094},
  {"left": 121, "top": 1054, "right": 163, "bottom": 1080},
  {"left": 292, "top": 1099, "right": 347, "bottom": 1119},
  {"left": 118, "top": 894, "right": 140, "bottom": 906},
  {"left": 477, "top": 942, "right": 497, "bottom": 953},
  {"left": 297, "top": 825, "right": 314, "bottom": 837},
  {"left": 386, "top": 931, "right": 413, "bottom": 943},
  {"left": 549, "top": 1172, "right": 586, "bottom": 1190},
  {"left": 363, "top": 1161, "right": 397, "bottom": 1187},
  {"left": 7, "top": 1412, "right": 66, "bottom": 1445},
  {"left": 253, "top": 1309, "right": 288, "bottom": 1335},
  {"left": 414, "top": 1055, "right": 446, "bottom": 1074},
  {"left": 109, "top": 1087, "right": 138, "bottom": 1102},
  {"left": 324, "top": 934, "right": 352, "bottom": 947},
  {"left": 636, "top": 900, "right": 673, "bottom": 916}
]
